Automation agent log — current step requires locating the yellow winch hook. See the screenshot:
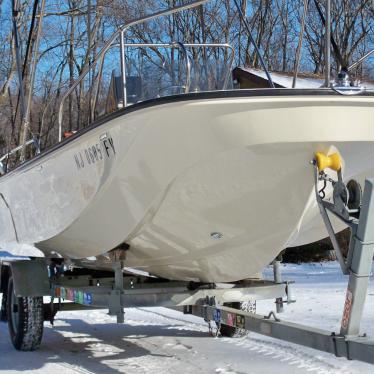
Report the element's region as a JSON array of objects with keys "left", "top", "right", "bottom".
[{"left": 314, "top": 152, "right": 342, "bottom": 172}]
